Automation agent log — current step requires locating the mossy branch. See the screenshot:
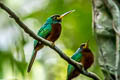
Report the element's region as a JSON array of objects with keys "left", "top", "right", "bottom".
[{"left": 102, "top": 0, "right": 120, "bottom": 80}]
